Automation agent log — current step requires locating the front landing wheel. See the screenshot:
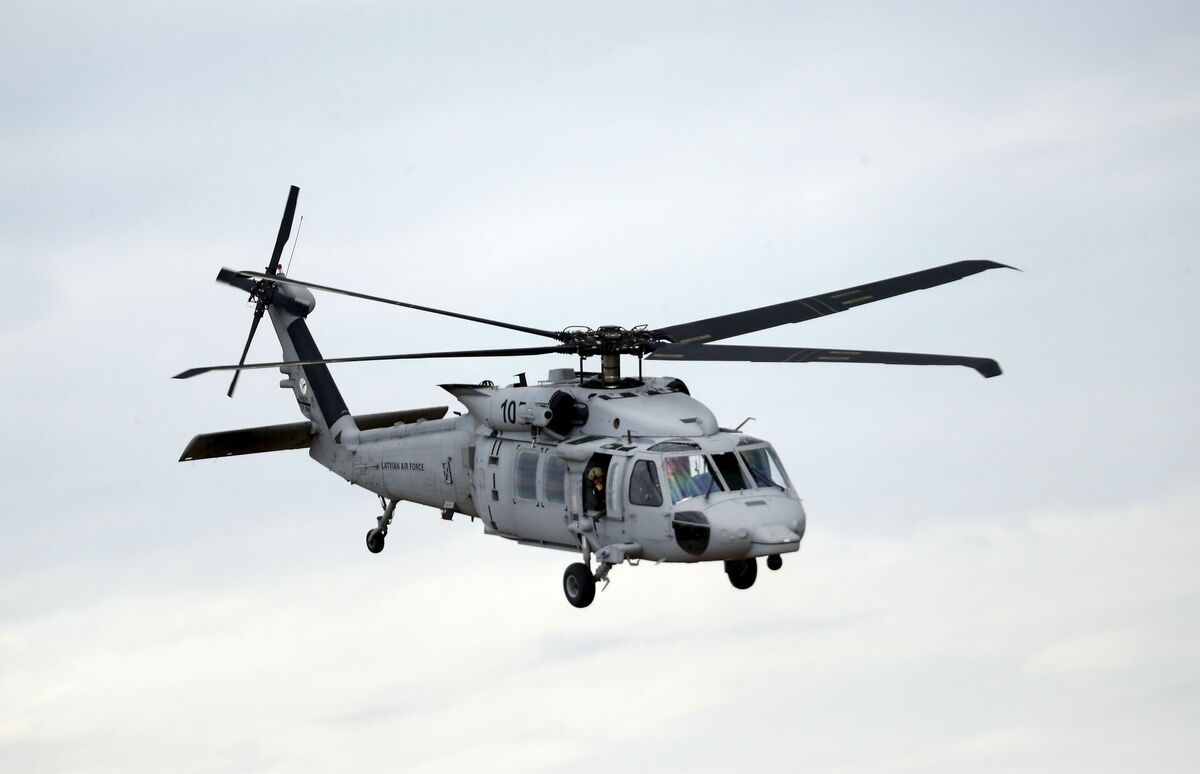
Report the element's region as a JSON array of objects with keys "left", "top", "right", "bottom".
[
  {"left": 563, "top": 562, "right": 596, "bottom": 608},
  {"left": 366, "top": 528, "right": 385, "bottom": 554},
  {"left": 725, "top": 558, "right": 757, "bottom": 590}
]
